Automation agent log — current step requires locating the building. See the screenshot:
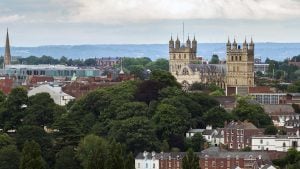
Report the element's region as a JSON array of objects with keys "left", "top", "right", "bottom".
[
  {"left": 186, "top": 125, "right": 218, "bottom": 143},
  {"left": 250, "top": 93, "right": 286, "bottom": 105},
  {"left": 0, "top": 76, "right": 14, "bottom": 94},
  {"left": 28, "top": 84, "right": 74, "bottom": 106},
  {"left": 96, "top": 57, "right": 121, "bottom": 68},
  {"left": 263, "top": 104, "right": 299, "bottom": 127},
  {"left": 223, "top": 121, "right": 263, "bottom": 150},
  {"left": 251, "top": 135, "right": 300, "bottom": 152},
  {"left": 4, "top": 29, "right": 11, "bottom": 66},
  {"left": 136, "top": 148, "right": 272, "bottom": 169},
  {"left": 200, "top": 147, "right": 271, "bottom": 169},
  {"left": 226, "top": 38, "right": 255, "bottom": 96},
  {"left": 168, "top": 36, "right": 226, "bottom": 89},
  {"left": 135, "top": 151, "right": 159, "bottom": 169},
  {"left": 254, "top": 63, "right": 269, "bottom": 74}
]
